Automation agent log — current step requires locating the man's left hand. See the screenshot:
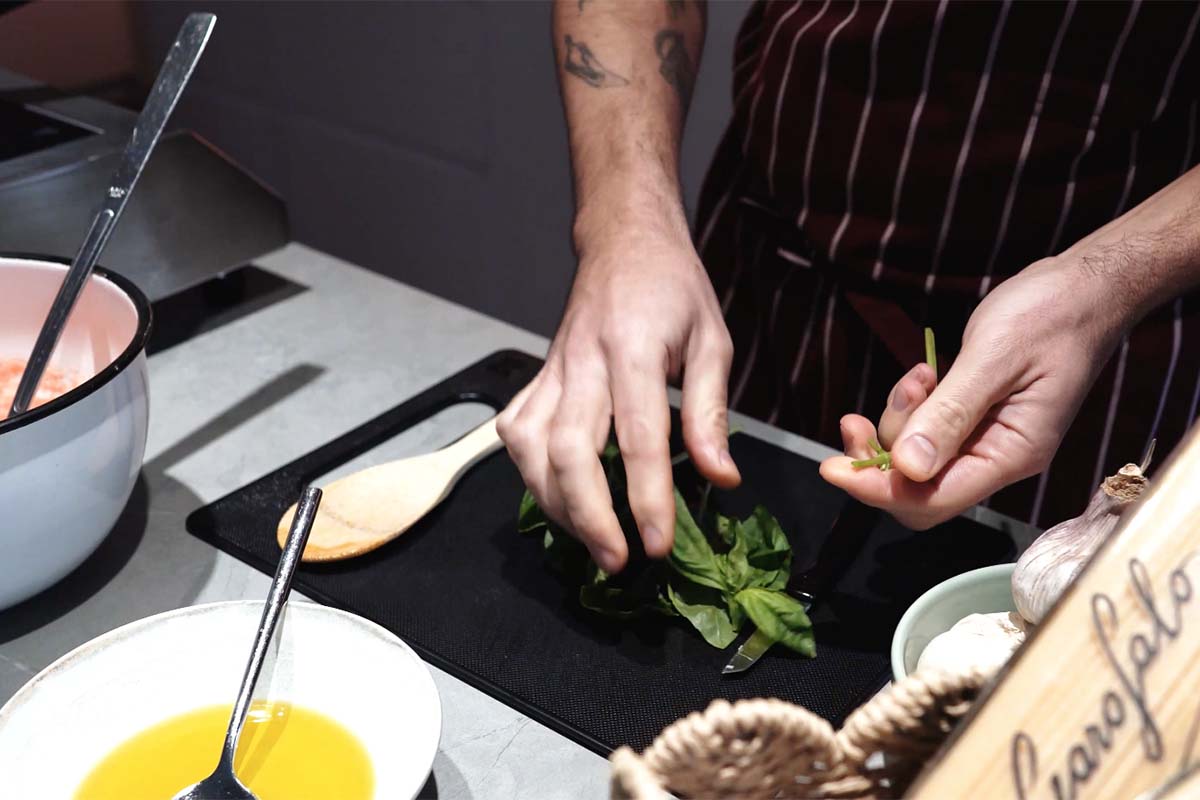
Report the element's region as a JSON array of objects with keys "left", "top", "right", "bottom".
[{"left": 820, "top": 257, "right": 1122, "bottom": 529}]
